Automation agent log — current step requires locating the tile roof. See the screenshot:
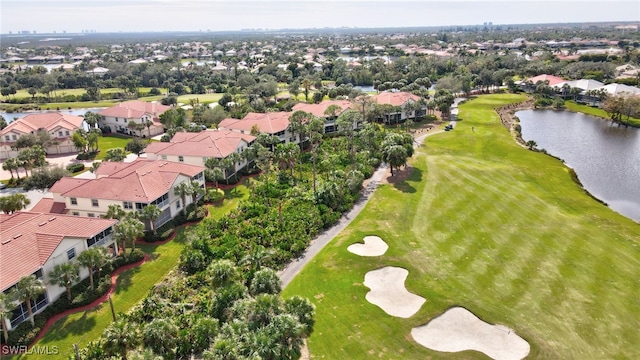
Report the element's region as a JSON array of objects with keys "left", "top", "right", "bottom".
[
  {"left": 554, "top": 79, "right": 604, "bottom": 91},
  {"left": 292, "top": 100, "right": 354, "bottom": 118},
  {"left": 0, "top": 212, "right": 117, "bottom": 291},
  {"left": 219, "top": 112, "right": 292, "bottom": 134},
  {"left": 526, "top": 74, "right": 565, "bottom": 86},
  {"left": 372, "top": 91, "right": 421, "bottom": 107},
  {"left": 0, "top": 113, "right": 84, "bottom": 138},
  {"left": 98, "top": 101, "right": 170, "bottom": 124},
  {"left": 595, "top": 83, "right": 640, "bottom": 96},
  {"left": 145, "top": 129, "right": 255, "bottom": 159},
  {"left": 53, "top": 159, "right": 205, "bottom": 203},
  {"left": 30, "top": 198, "right": 67, "bottom": 214}
]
